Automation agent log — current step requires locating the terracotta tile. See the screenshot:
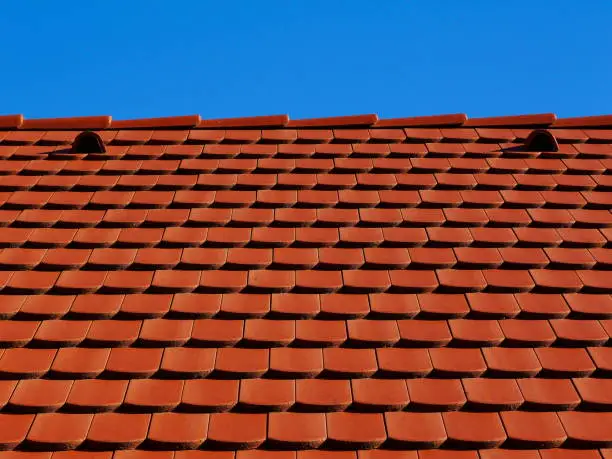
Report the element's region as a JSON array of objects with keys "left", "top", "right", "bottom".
[
  {"left": 408, "top": 248, "right": 456, "bottom": 269},
  {"left": 461, "top": 378, "right": 524, "bottom": 410},
  {"left": 219, "top": 293, "right": 269, "bottom": 318},
  {"left": 406, "top": 378, "right": 466, "bottom": 410},
  {"left": 0, "top": 320, "right": 38, "bottom": 347},
  {"left": 482, "top": 348, "right": 542, "bottom": 377},
  {"left": 436, "top": 269, "right": 486, "bottom": 293},
  {"left": 578, "top": 269, "right": 612, "bottom": 293},
  {"left": 295, "top": 320, "right": 346, "bottom": 347},
  {"left": 376, "top": 348, "right": 432, "bottom": 377},
  {"left": 550, "top": 318, "right": 608, "bottom": 346},
  {"left": 26, "top": 413, "right": 92, "bottom": 450},
  {"left": 448, "top": 319, "right": 504, "bottom": 346},
  {"left": 539, "top": 450, "right": 602, "bottom": 459},
  {"left": 388, "top": 270, "right": 439, "bottom": 293},
  {"left": 119, "top": 294, "right": 172, "bottom": 318},
  {"left": 190, "top": 319, "right": 243, "bottom": 346},
  {"left": 323, "top": 348, "right": 377, "bottom": 378},
  {"left": 180, "top": 379, "right": 238, "bottom": 412},
  {"left": 499, "top": 318, "right": 556, "bottom": 346},
  {"left": 346, "top": 319, "right": 399, "bottom": 347},
  {"left": 199, "top": 271, "right": 248, "bottom": 293},
  {"left": 6, "top": 271, "right": 59, "bottom": 294},
  {"left": 168, "top": 293, "right": 221, "bottom": 319},
  {"left": 530, "top": 269, "right": 583, "bottom": 293},
  {"left": 66, "top": 381, "right": 126, "bottom": 413},
  {"left": 139, "top": 318, "right": 194, "bottom": 346},
  {"left": 351, "top": 379, "right": 409, "bottom": 411},
  {"left": 238, "top": 379, "right": 294, "bottom": 411},
  {"left": 416, "top": 293, "right": 469, "bottom": 319},
  {"left": 270, "top": 293, "right": 320, "bottom": 319},
  {"left": 0, "top": 295, "right": 27, "bottom": 319},
  {"left": 536, "top": 347, "right": 596, "bottom": 377},
  {"left": 86, "top": 413, "right": 150, "bottom": 449},
  {"left": 339, "top": 227, "right": 384, "bottom": 247},
  {"left": 317, "top": 208, "right": 359, "bottom": 226},
  {"left": 558, "top": 411, "right": 612, "bottom": 448},
  {"left": 148, "top": 413, "right": 208, "bottom": 449},
  {"left": 429, "top": 348, "right": 486, "bottom": 377},
  {"left": 85, "top": 320, "right": 141, "bottom": 346},
  {"left": 517, "top": 378, "right": 581, "bottom": 410},
  {"left": 243, "top": 319, "right": 294, "bottom": 347},
  {"left": 32, "top": 320, "right": 90, "bottom": 347},
  {"left": 269, "top": 348, "right": 323, "bottom": 378},
  {"left": 247, "top": 270, "right": 295, "bottom": 293},
  {"left": 0, "top": 413, "right": 35, "bottom": 449},
  {"left": 368, "top": 293, "right": 419, "bottom": 319},
  {"left": 442, "top": 411, "right": 506, "bottom": 448},
  {"left": 466, "top": 293, "right": 520, "bottom": 319},
  {"left": 151, "top": 270, "right": 200, "bottom": 293},
  {"left": 207, "top": 413, "right": 266, "bottom": 449},
  {"left": 19, "top": 295, "right": 74, "bottom": 320},
  {"left": 397, "top": 319, "right": 451, "bottom": 347},
  {"left": 214, "top": 348, "right": 269, "bottom": 378},
  {"left": 288, "top": 379, "right": 349, "bottom": 413},
  {"left": 295, "top": 270, "right": 343, "bottom": 293},
  {"left": 573, "top": 377, "right": 612, "bottom": 409},
  {"left": 104, "top": 348, "right": 162, "bottom": 378},
  {"left": 325, "top": 412, "right": 386, "bottom": 448},
  {"left": 500, "top": 411, "right": 566, "bottom": 448},
  {"left": 384, "top": 412, "right": 446, "bottom": 448},
  {"left": 317, "top": 248, "right": 364, "bottom": 270},
  {"left": 124, "top": 379, "right": 183, "bottom": 412},
  {"left": 50, "top": 348, "right": 110, "bottom": 378},
  {"left": 515, "top": 293, "right": 570, "bottom": 319},
  {"left": 565, "top": 293, "right": 612, "bottom": 318},
  {"left": 319, "top": 294, "right": 369, "bottom": 319},
  {"left": 0, "top": 348, "right": 56, "bottom": 378},
  {"left": 9, "top": 379, "right": 72, "bottom": 413},
  {"left": 267, "top": 412, "right": 326, "bottom": 449}
]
